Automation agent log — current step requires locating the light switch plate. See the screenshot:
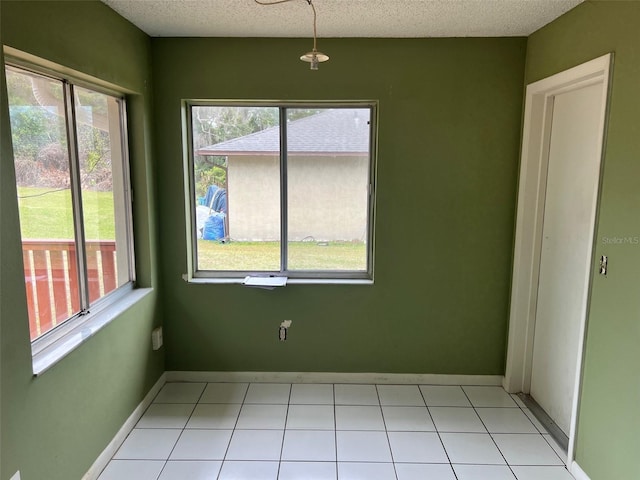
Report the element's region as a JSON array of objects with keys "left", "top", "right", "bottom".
[{"left": 10, "top": 471, "right": 21, "bottom": 480}]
